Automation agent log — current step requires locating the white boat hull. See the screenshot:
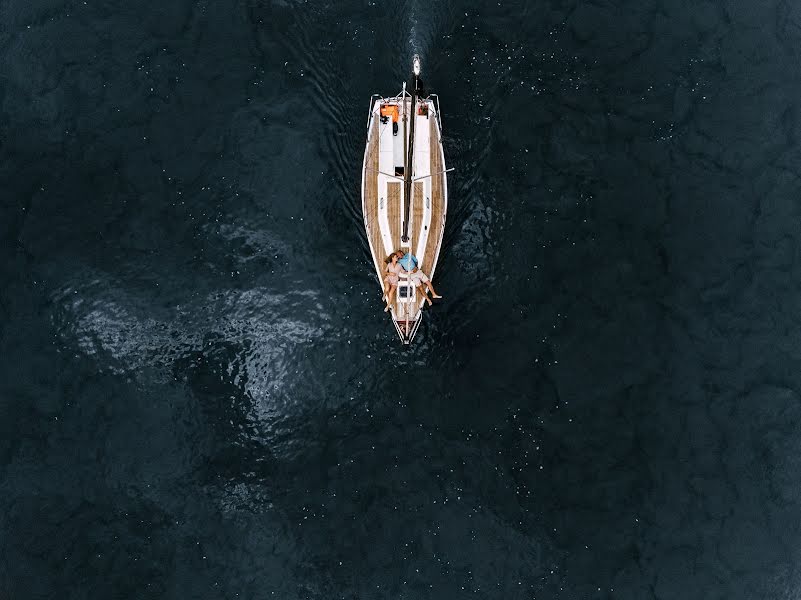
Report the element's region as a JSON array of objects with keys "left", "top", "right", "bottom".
[{"left": 361, "top": 90, "right": 448, "bottom": 344}]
